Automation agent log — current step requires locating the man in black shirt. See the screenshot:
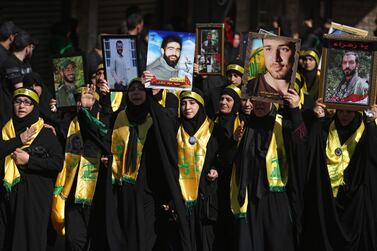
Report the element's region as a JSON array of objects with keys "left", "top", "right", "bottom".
[{"left": 0, "top": 21, "right": 19, "bottom": 68}]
